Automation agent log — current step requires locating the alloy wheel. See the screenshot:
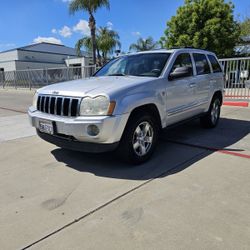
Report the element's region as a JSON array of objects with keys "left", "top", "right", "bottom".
[{"left": 132, "top": 121, "right": 154, "bottom": 157}]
